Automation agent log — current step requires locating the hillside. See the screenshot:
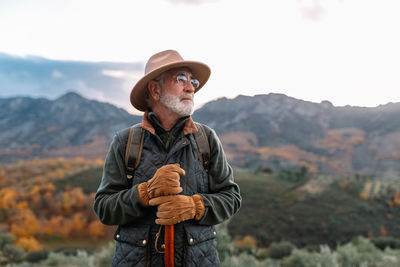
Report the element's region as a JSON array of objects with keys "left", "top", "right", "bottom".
[
  {"left": 0, "top": 92, "right": 141, "bottom": 162},
  {"left": 0, "top": 157, "right": 115, "bottom": 252},
  {"left": 2, "top": 92, "right": 400, "bottom": 177},
  {"left": 2, "top": 158, "right": 399, "bottom": 252},
  {"left": 230, "top": 169, "right": 400, "bottom": 248},
  {"left": 193, "top": 94, "right": 400, "bottom": 177}
]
